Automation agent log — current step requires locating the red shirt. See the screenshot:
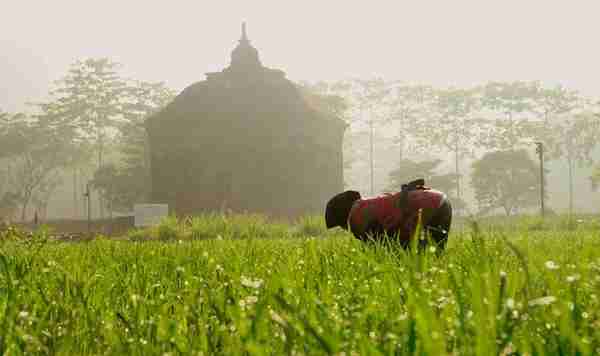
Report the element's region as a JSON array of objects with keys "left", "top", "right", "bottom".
[{"left": 348, "top": 188, "right": 446, "bottom": 241}]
